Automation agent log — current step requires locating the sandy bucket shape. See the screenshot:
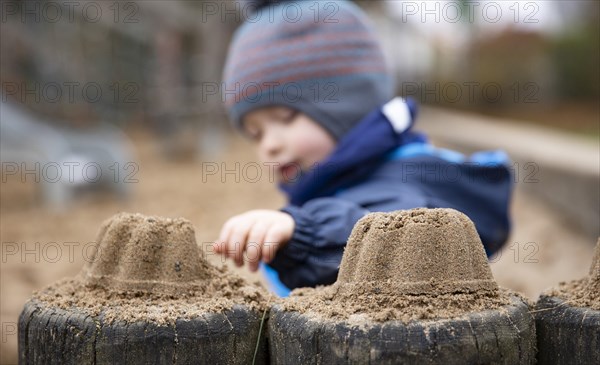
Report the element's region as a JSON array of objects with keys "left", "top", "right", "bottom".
[
  {"left": 82, "top": 213, "right": 220, "bottom": 295},
  {"left": 336, "top": 207, "right": 498, "bottom": 297}
]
